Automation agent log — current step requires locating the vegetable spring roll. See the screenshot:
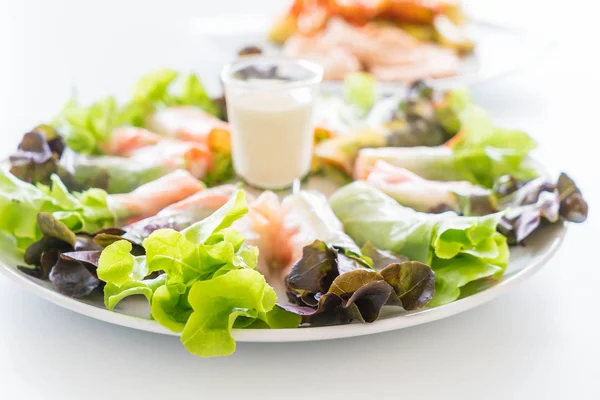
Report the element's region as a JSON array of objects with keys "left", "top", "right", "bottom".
[
  {"left": 146, "top": 106, "right": 230, "bottom": 144},
  {"left": 59, "top": 149, "right": 172, "bottom": 194},
  {"left": 330, "top": 181, "right": 509, "bottom": 306},
  {"left": 104, "top": 127, "right": 165, "bottom": 156},
  {"left": 364, "top": 160, "right": 494, "bottom": 214},
  {"left": 59, "top": 137, "right": 212, "bottom": 193},
  {"left": 233, "top": 191, "right": 294, "bottom": 285},
  {"left": 233, "top": 190, "right": 358, "bottom": 285},
  {"left": 355, "top": 146, "right": 459, "bottom": 181},
  {"left": 127, "top": 141, "right": 212, "bottom": 180},
  {"left": 108, "top": 170, "right": 204, "bottom": 224},
  {"left": 122, "top": 184, "right": 240, "bottom": 242},
  {"left": 106, "top": 126, "right": 221, "bottom": 181}
]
